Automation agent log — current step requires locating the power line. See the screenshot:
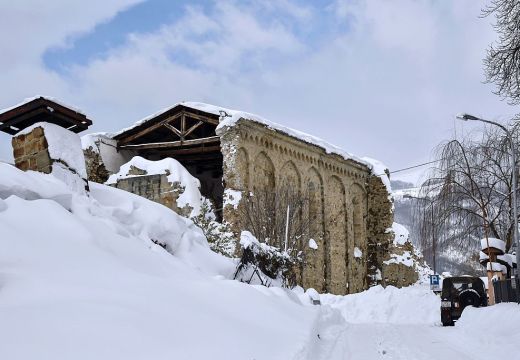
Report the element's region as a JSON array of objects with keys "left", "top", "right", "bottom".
[{"left": 376, "top": 159, "right": 441, "bottom": 177}]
